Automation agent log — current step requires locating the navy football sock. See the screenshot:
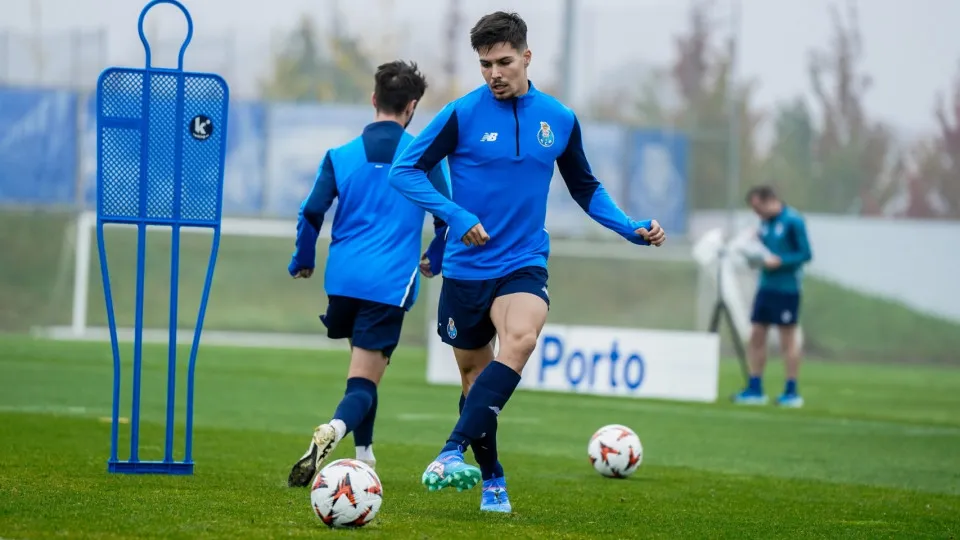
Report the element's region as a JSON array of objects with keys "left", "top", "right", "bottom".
[
  {"left": 784, "top": 379, "right": 798, "bottom": 395},
  {"left": 353, "top": 387, "right": 378, "bottom": 447},
  {"left": 333, "top": 377, "right": 377, "bottom": 435},
  {"left": 460, "top": 392, "right": 501, "bottom": 480},
  {"left": 474, "top": 435, "right": 503, "bottom": 480},
  {"left": 748, "top": 376, "right": 763, "bottom": 393},
  {"left": 442, "top": 361, "right": 520, "bottom": 454}
]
